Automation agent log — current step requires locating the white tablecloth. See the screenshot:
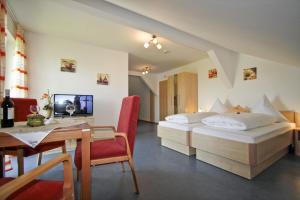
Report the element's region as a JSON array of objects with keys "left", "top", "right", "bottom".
[{"left": 0, "top": 118, "right": 86, "bottom": 148}]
